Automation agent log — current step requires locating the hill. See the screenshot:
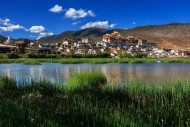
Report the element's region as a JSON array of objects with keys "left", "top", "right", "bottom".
[
  {"left": 123, "top": 23, "right": 190, "bottom": 49},
  {"left": 38, "top": 28, "right": 122, "bottom": 43}
]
